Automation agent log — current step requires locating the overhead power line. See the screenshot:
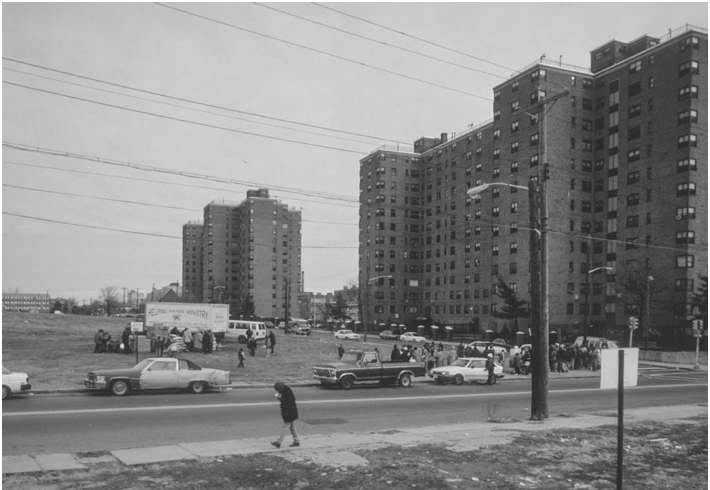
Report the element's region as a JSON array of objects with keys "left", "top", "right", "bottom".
[
  {"left": 3, "top": 141, "right": 360, "bottom": 203},
  {"left": 311, "top": 3, "right": 516, "bottom": 73},
  {"left": 254, "top": 3, "right": 507, "bottom": 80},
  {"left": 153, "top": 3, "right": 492, "bottom": 101},
  {"left": 3, "top": 81, "right": 370, "bottom": 155},
  {"left": 3, "top": 57, "right": 407, "bottom": 146}
]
